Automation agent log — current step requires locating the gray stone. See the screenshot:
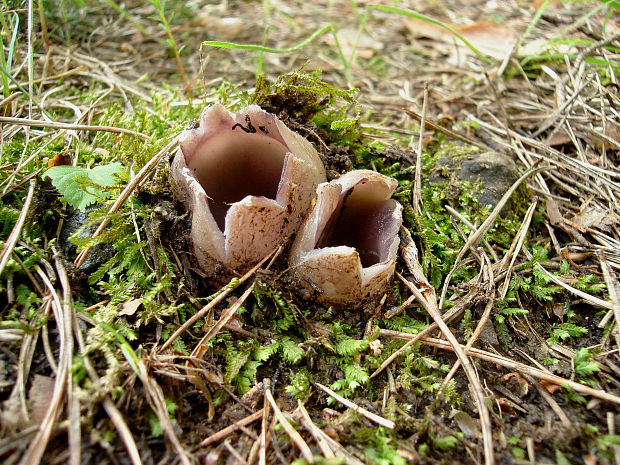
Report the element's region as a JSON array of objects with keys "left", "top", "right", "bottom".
[{"left": 430, "top": 148, "right": 520, "bottom": 211}]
